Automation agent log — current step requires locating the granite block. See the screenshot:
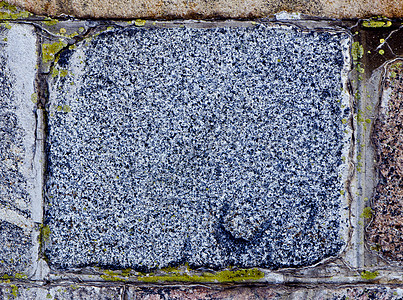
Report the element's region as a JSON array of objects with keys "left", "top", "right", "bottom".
[{"left": 46, "top": 23, "right": 351, "bottom": 270}]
